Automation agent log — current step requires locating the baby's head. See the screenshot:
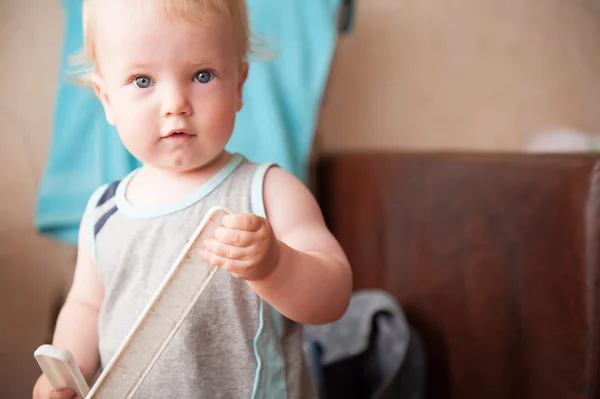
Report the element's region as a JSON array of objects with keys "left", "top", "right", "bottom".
[
  {"left": 80, "top": 0, "right": 251, "bottom": 173},
  {"left": 81, "top": 0, "right": 251, "bottom": 72}
]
